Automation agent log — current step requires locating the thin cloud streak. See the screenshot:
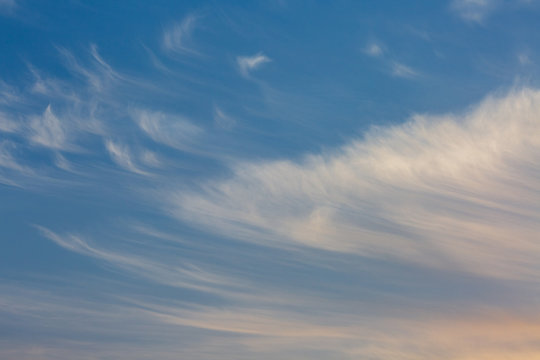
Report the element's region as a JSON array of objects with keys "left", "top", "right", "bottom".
[
  {"left": 35, "top": 226, "right": 238, "bottom": 291},
  {"left": 391, "top": 61, "right": 419, "bottom": 78},
  {"left": 105, "top": 140, "right": 148, "bottom": 175}
]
